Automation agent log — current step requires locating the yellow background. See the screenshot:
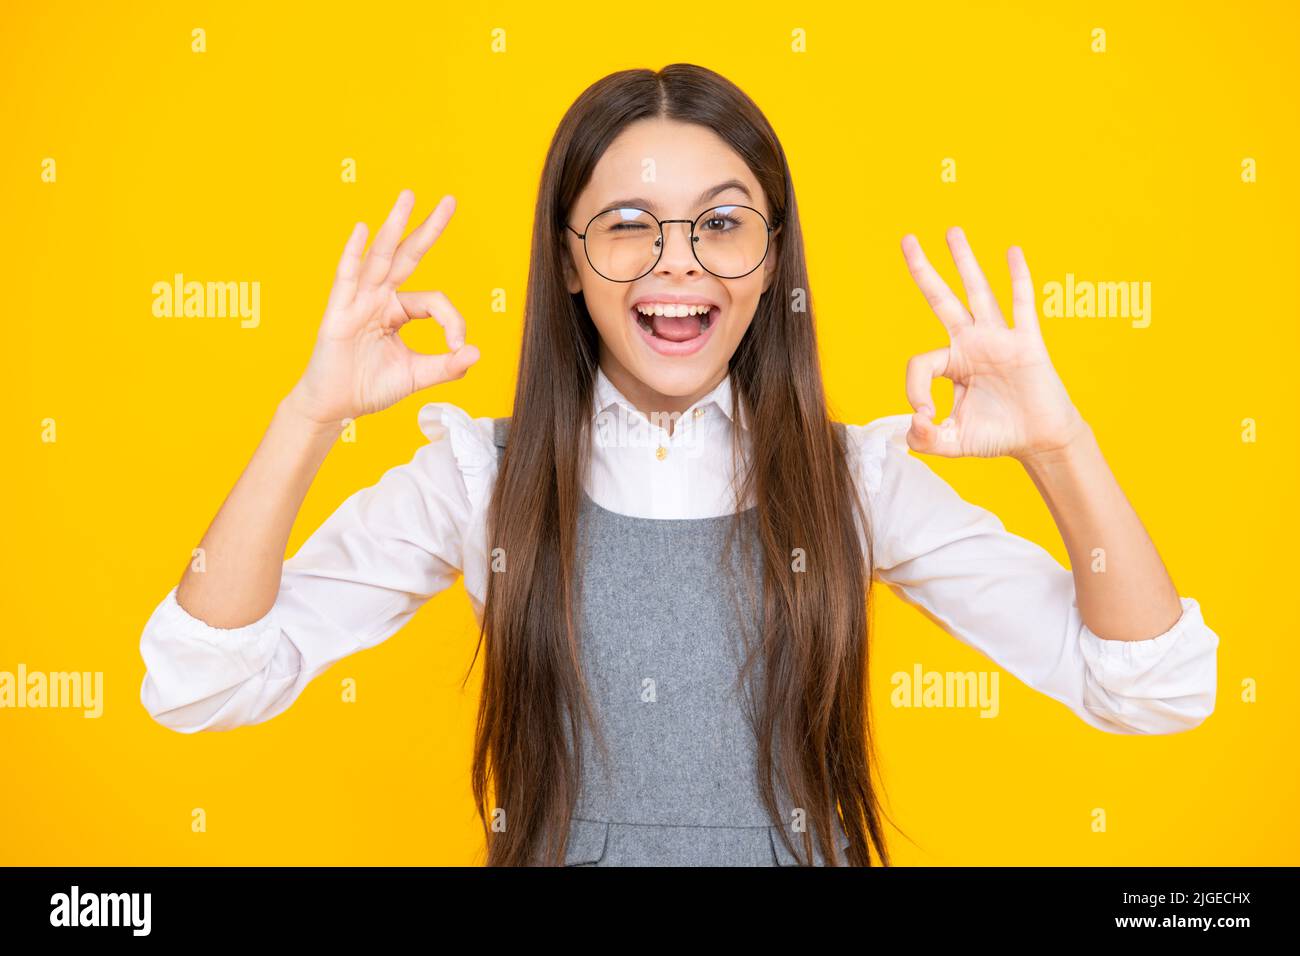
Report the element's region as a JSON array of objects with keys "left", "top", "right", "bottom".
[{"left": 2, "top": 0, "right": 1295, "bottom": 865}]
